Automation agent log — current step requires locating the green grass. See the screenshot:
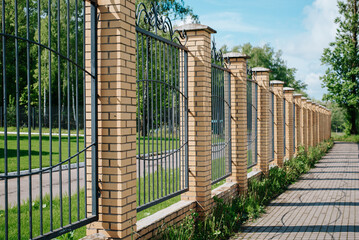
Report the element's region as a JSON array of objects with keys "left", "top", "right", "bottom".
[
  {"left": 137, "top": 168, "right": 182, "bottom": 220},
  {"left": 331, "top": 132, "right": 359, "bottom": 142},
  {"left": 0, "top": 127, "right": 84, "bottom": 135},
  {"left": 0, "top": 190, "right": 86, "bottom": 240},
  {"left": 137, "top": 136, "right": 178, "bottom": 155},
  {"left": 0, "top": 134, "right": 85, "bottom": 173},
  {"left": 212, "top": 179, "right": 226, "bottom": 190}
]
